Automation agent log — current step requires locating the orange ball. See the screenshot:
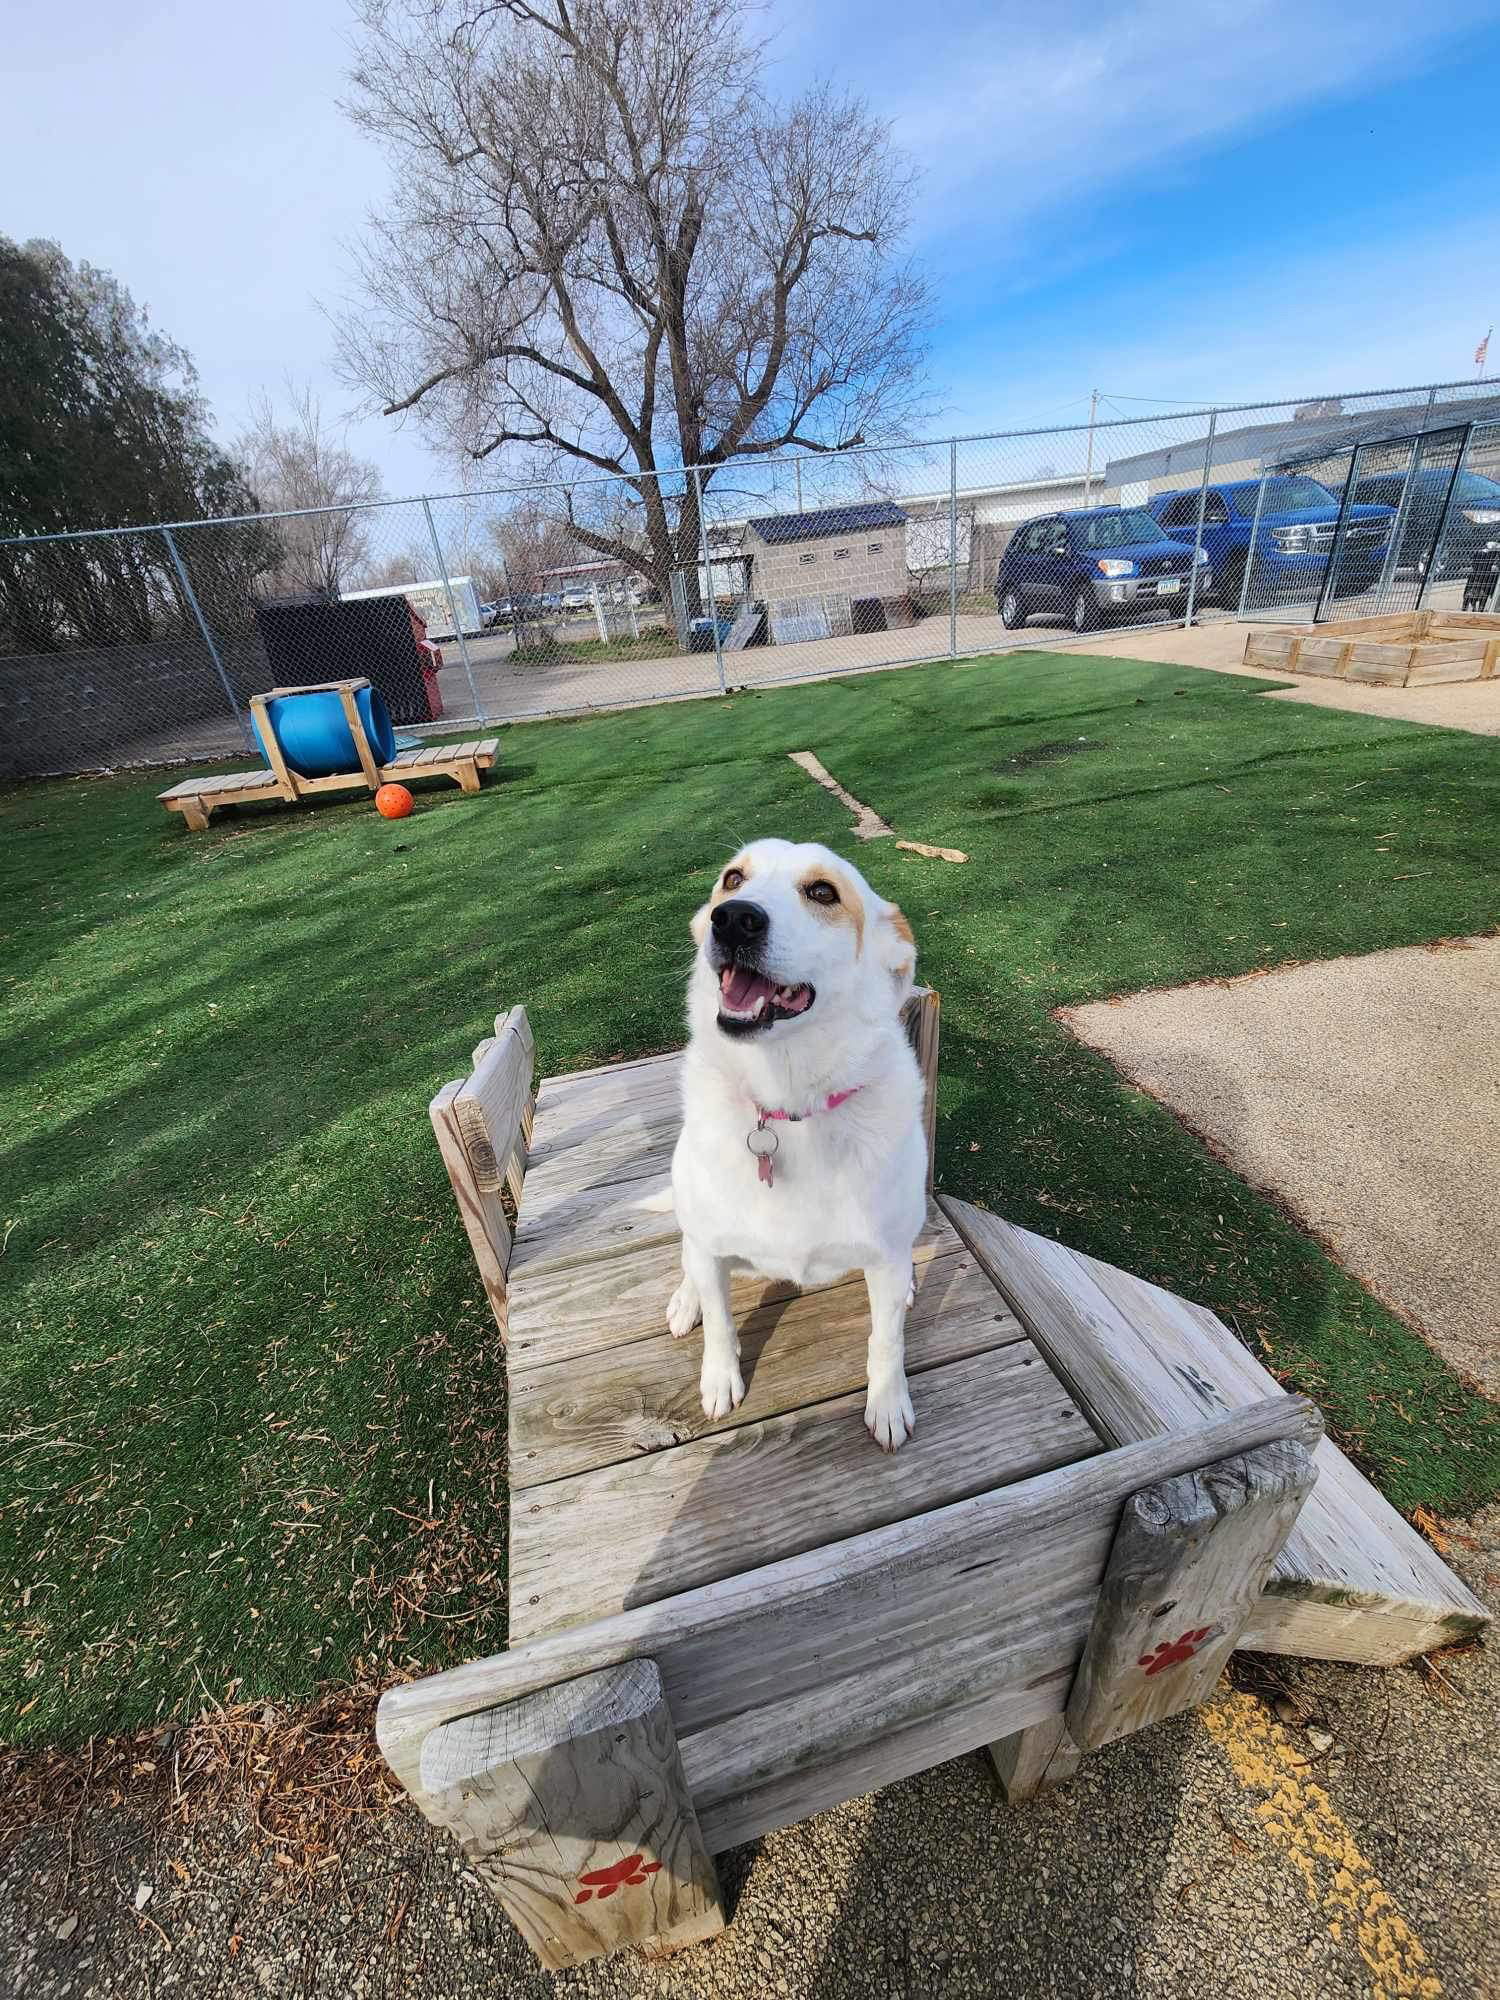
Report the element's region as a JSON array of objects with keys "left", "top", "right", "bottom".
[{"left": 375, "top": 783, "right": 414, "bottom": 819}]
